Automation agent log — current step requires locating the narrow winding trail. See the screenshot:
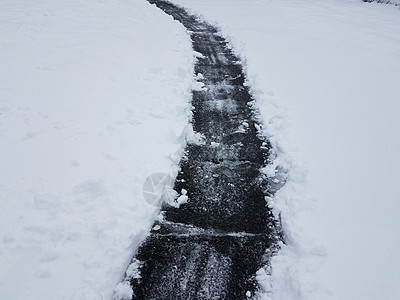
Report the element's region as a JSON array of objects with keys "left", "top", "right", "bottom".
[{"left": 121, "top": 1, "right": 282, "bottom": 298}]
